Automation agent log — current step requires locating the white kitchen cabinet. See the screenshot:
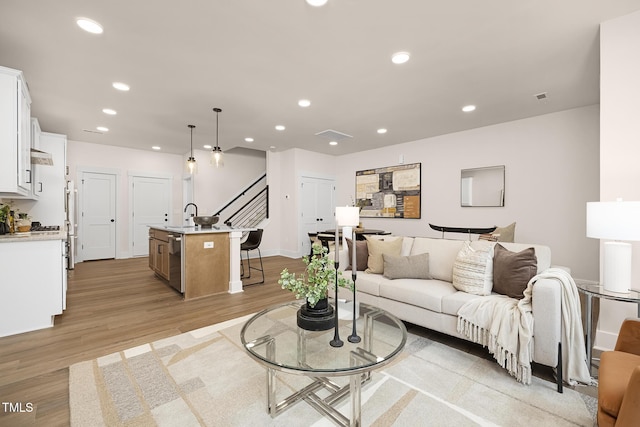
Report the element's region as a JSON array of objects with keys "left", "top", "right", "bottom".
[
  {"left": 0, "top": 65, "right": 32, "bottom": 198},
  {"left": 0, "top": 237, "right": 66, "bottom": 337}
]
